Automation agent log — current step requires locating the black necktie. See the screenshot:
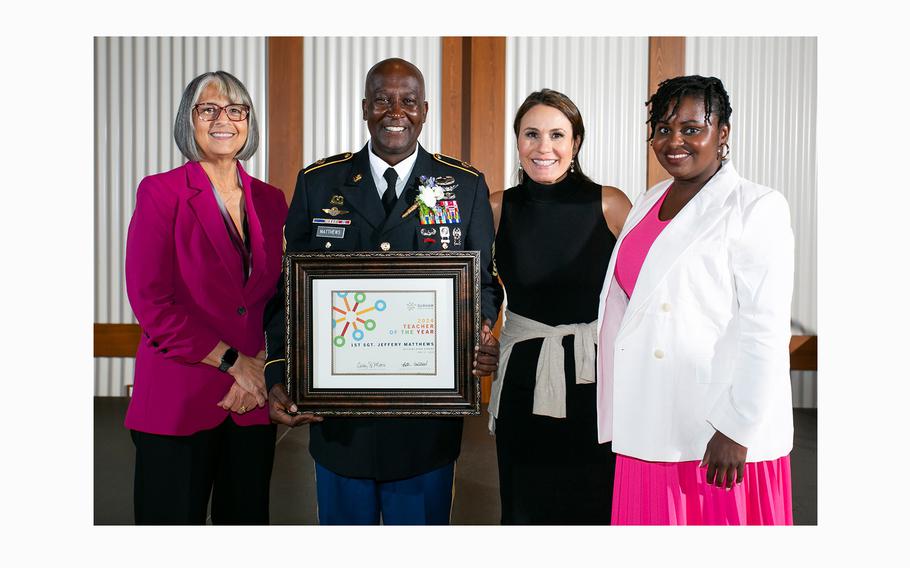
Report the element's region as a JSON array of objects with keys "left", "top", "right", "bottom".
[{"left": 382, "top": 167, "right": 399, "bottom": 216}]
